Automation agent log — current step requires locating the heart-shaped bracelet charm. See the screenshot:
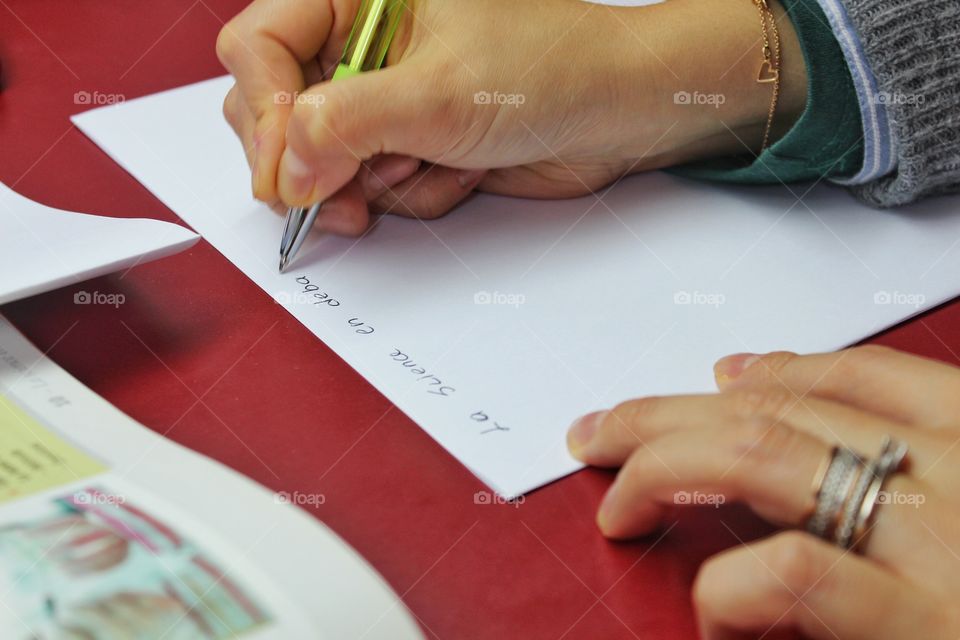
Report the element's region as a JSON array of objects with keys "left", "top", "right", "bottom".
[{"left": 757, "top": 60, "right": 780, "bottom": 83}]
